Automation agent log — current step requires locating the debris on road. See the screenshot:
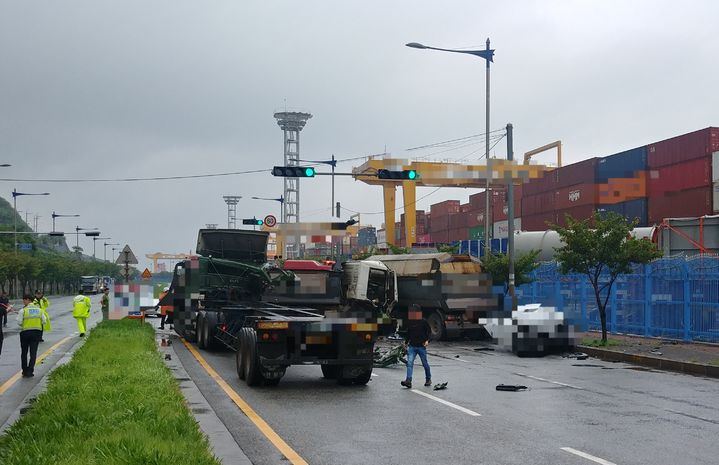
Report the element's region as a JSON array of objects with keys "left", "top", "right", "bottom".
[
  {"left": 496, "top": 384, "right": 528, "bottom": 392},
  {"left": 433, "top": 382, "right": 448, "bottom": 391},
  {"left": 373, "top": 343, "right": 407, "bottom": 368},
  {"left": 562, "top": 352, "right": 589, "bottom": 360}
]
